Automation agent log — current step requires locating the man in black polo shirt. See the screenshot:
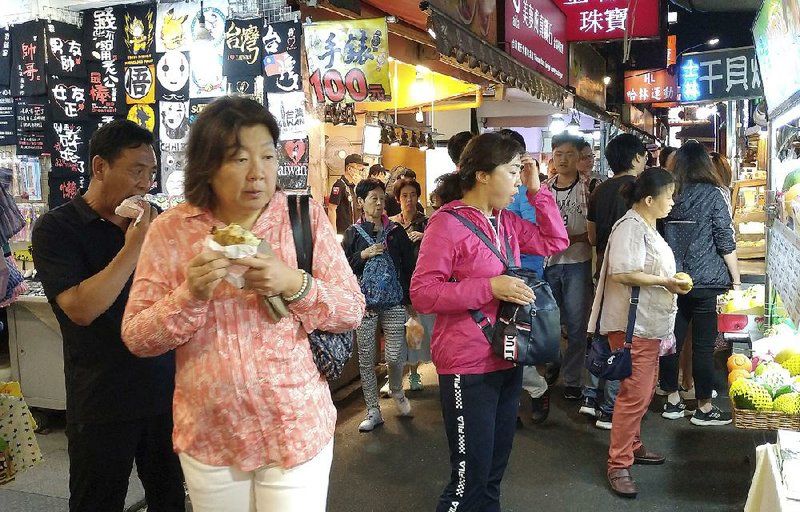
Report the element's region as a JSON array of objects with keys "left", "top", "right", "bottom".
[
  {"left": 31, "top": 120, "right": 184, "bottom": 512},
  {"left": 327, "top": 153, "right": 365, "bottom": 234}
]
